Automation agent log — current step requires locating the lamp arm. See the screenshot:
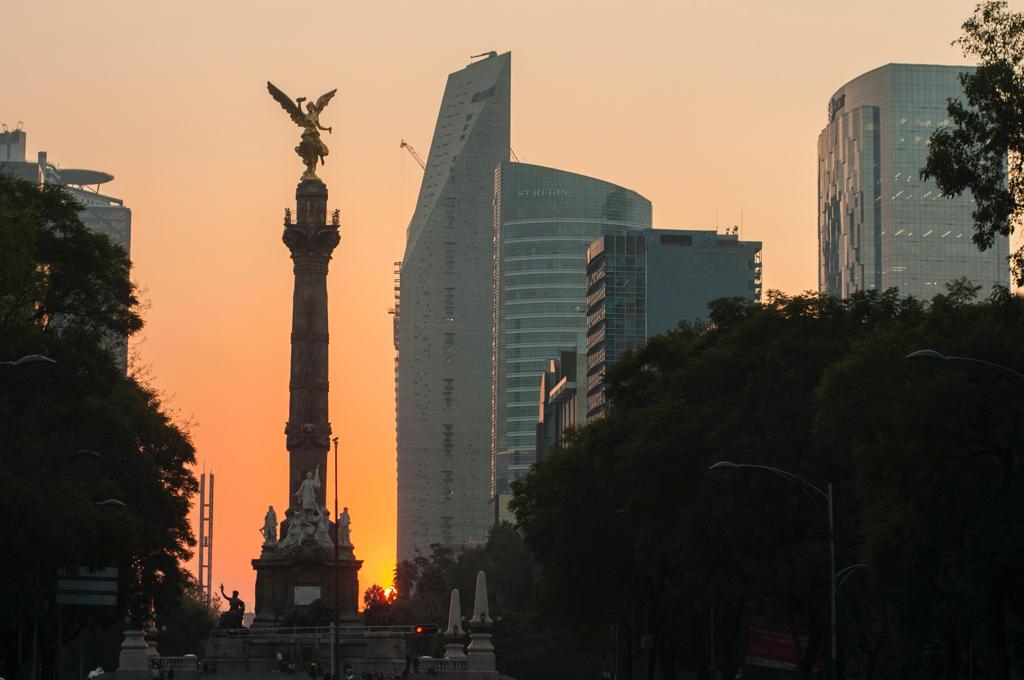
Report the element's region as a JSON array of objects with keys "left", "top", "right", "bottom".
[
  {"left": 947, "top": 356, "right": 1024, "bottom": 388},
  {"left": 835, "top": 563, "right": 869, "bottom": 591},
  {"left": 735, "top": 464, "right": 828, "bottom": 499},
  {"left": 732, "top": 464, "right": 828, "bottom": 518}
]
